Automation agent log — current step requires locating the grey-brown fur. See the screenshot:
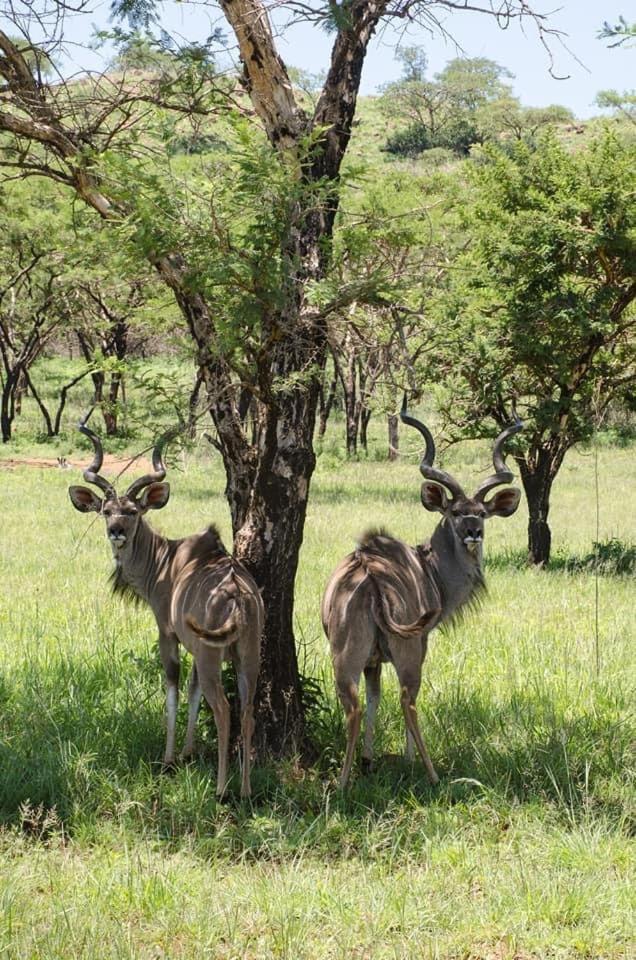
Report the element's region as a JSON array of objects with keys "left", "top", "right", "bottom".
[
  {"left": 322, "top": 402, "right": 522, "bottom": 788},
  {"left": 69, "top": 419, "right": 263, "bottom": 798},
  {"left": 110, "top": 524, "right": 227, "bottom": 606}
]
